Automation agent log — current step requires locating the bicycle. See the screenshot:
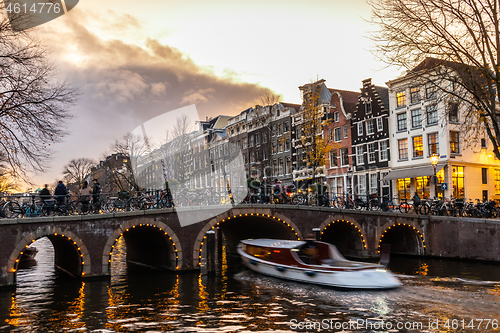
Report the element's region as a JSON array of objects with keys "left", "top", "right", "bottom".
[
  {"left": 398, "top": 198, "right": 414, "bottom": 214},
  {"left": 330, "top": 194, "right": 344, "bottom": 208}
]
